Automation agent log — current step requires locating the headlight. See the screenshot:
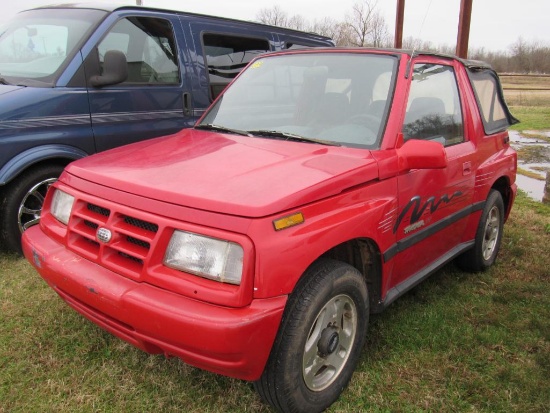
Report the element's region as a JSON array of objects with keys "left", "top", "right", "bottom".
[
  {"left": 164, "top": 230, "right": 244, "bottom": 285},
  {"left": 50, "top": 189, "right": 75, "bottom": 225}
]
